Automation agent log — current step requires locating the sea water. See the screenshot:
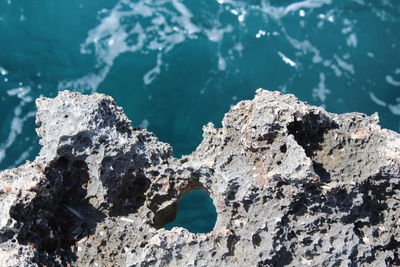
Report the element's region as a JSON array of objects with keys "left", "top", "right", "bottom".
[{"left": 0, "top": 0, "right": 399, "bottom": 233}]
